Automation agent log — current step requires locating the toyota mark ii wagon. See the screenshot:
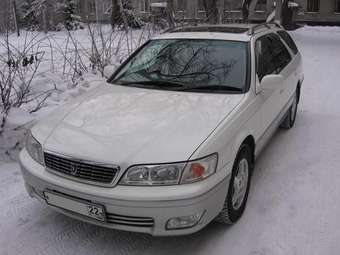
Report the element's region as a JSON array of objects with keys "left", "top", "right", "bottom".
[{"left": 20, "top": 23, "right": 303, "bottom": 236}]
